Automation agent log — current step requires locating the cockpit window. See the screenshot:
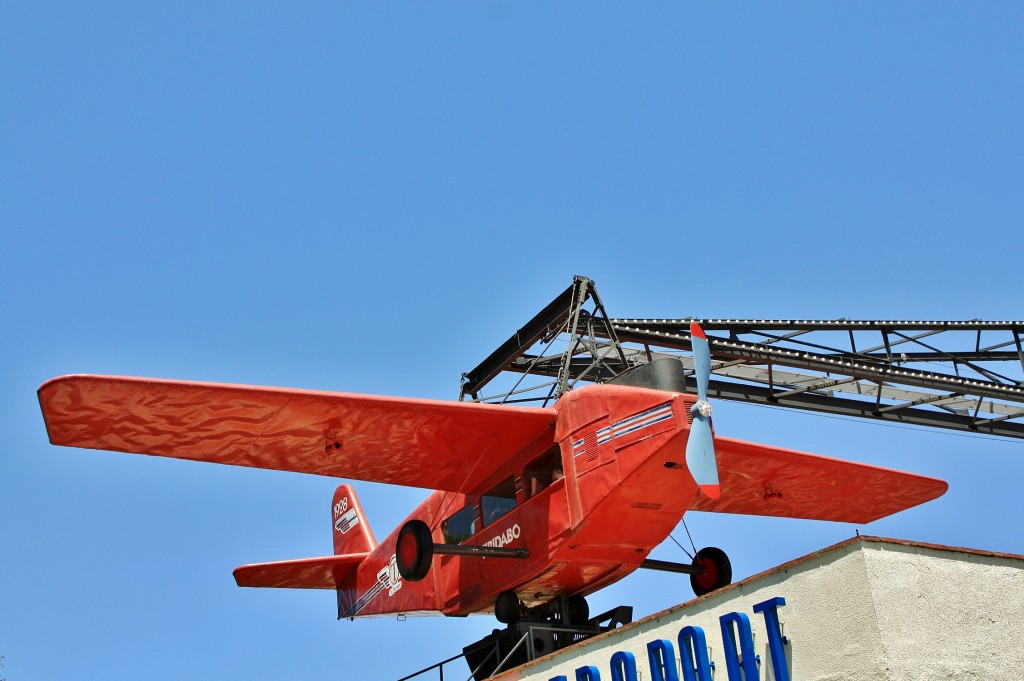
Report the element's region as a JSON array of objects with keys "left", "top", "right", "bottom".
[
  {"left": 481, "top": 476, "right": 516, "bottom": 526},
  {"left": 523, "top": 444, "right": 564, "bottom": 498},
  {"left": 441, "top": 503, "right": 478, "bottom": 544}
]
